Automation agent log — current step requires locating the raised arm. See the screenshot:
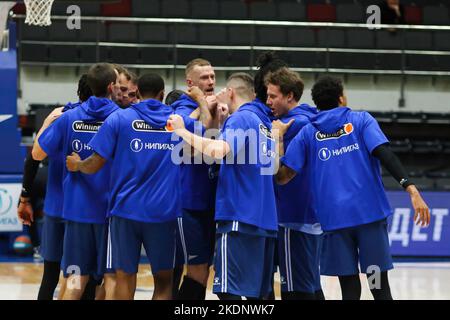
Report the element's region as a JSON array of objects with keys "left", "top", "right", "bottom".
[
  {"left": 168, "top": 114, "right": 231, "bottom": 160},
  {"left": 32, "top": 107, "right": 64, "bottom": 161}
]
